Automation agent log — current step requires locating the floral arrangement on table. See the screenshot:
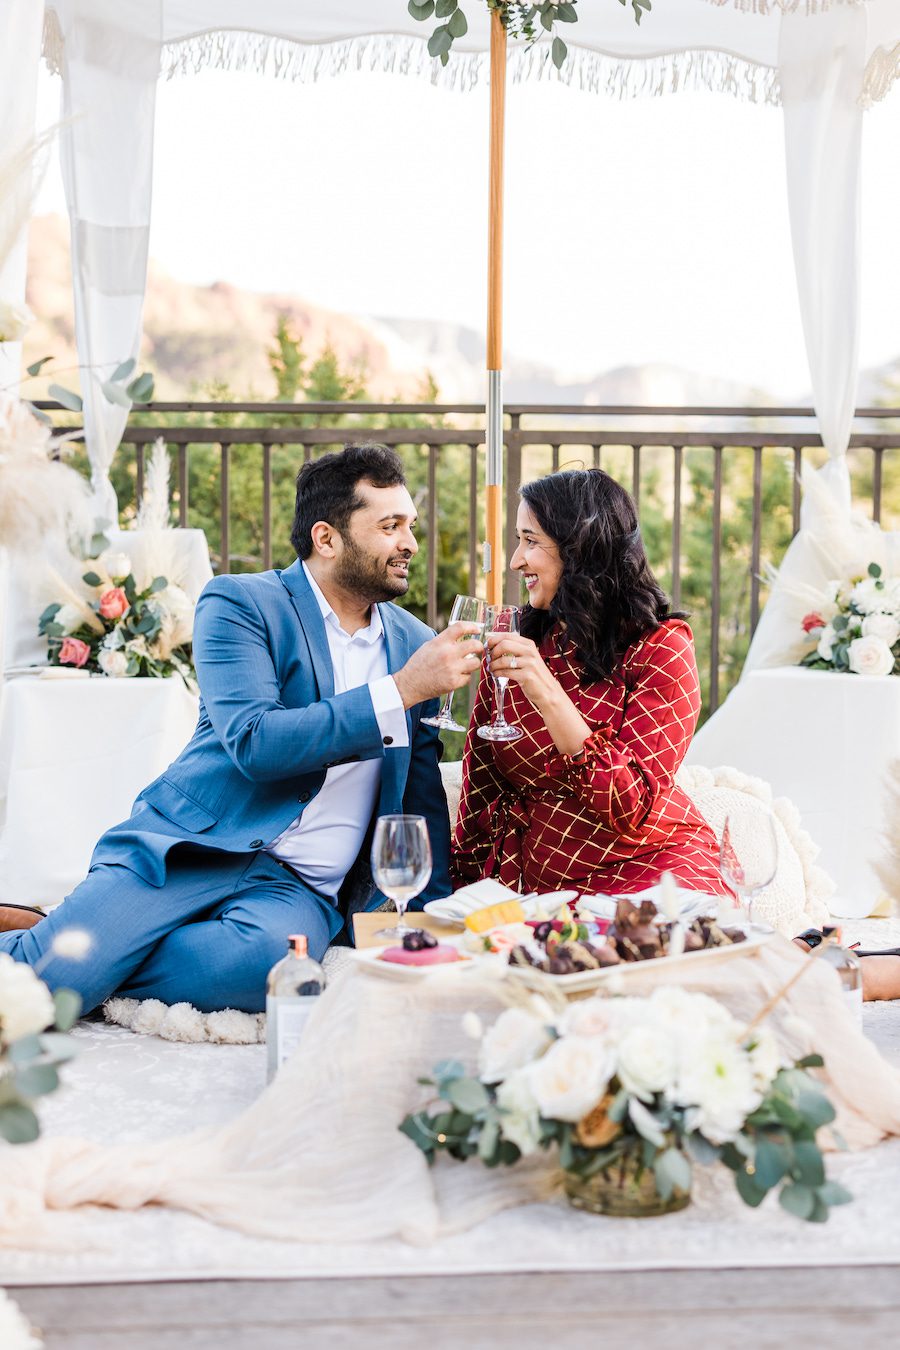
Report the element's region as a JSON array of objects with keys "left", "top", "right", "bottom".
[
  {"left": 37, "top": 552, "right": 196, "bottom": 687},
  {"left": 799, "top": 563, "right": 900, "bottom": 678},
  {"left": 401, "top": 986, "right": 851, "bottom": 1221},
  {"left": 408, "top": 0, "right": 650, "bottom": 73},
  {"left": 0, "top": 928, "right": 90, "bottom": 1144}
]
